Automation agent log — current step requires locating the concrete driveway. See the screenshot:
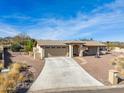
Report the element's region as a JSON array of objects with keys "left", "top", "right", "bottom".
[{"left": 30, "top": 57, "right": 103, "bottom": 91}]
